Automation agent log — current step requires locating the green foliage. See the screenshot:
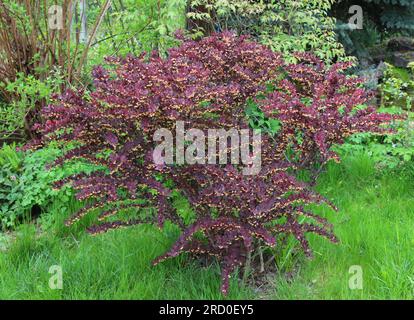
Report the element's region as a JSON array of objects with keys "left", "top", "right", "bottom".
[
  {"left": 367, "top": 0, "right": 414, "bottom": 32},
  {"left": 88, "top": 0, "right": 187, "bottom": 65},
  {"left": 338, "top": 109, "right": 414, "bottom": 169},
  {"left": 333, "top": 1, "right": 414, "bottom": 63},
  {"left": 245, "top": 98, "right": 282, "bottom": 136},
  {"left": 379, "top": 63, "right": 414, "bottom": 110},
  {"left": 0, "top": 71, "right": 63, "bottom": 140},
  {"left": 258, "top": 0, "right": 347, "bottom": 63},
  {"left": 188, "top": 0, "right": 348, "bottom": 63},
  {"left": 0, "top": 143, "right": 99, "bottom": 229},
  {"left": 338, "top": 64, "right": 414, "bottom": 170},
  {"left": 0, "top": 152, "right": 414, "bottom": 299},
  {"left": 0, "top": 144, "right": 21, "bottom": 171},
  {"left": 336, "top": 19, "right": 381, "bottom": 61}
]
